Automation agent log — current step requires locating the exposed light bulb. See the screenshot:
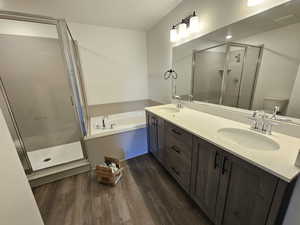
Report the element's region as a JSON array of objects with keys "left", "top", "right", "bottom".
[
  {"left": 226, "top": 35, "right": 233, "bottom": 40},
  {"left": 178, "top": 21, "right": 188, "bottom": 39},
  {"left": 189, "top": 11, "right": 200, "bottom": 33},
  {"left": 170, "top": 26, "right": 178, "bottom": 42},
  {"left": 248, "top": 0, "right": 264, "bottom": 7}
]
